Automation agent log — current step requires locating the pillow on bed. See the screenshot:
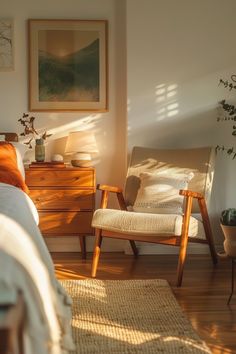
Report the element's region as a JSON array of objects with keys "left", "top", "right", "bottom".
[
  {"left": 11, "top": 142, "right": 27, "bottom": 180},
  {"left": 0, "top": 142, "right": 29, "bottom": 193},
  {"left": 133, "top": 172, "right": 194, "bottom": 214}
]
